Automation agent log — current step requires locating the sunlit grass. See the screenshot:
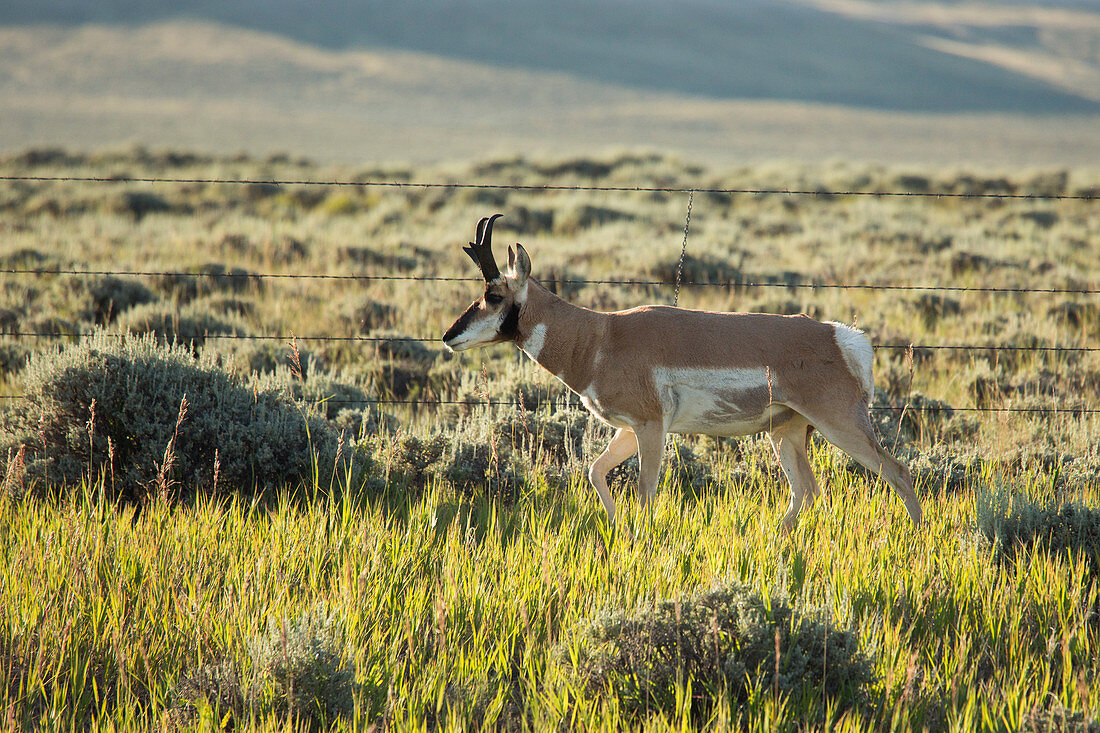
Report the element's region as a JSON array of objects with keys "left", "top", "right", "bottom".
[{"left": 2, "top": 449, "right": 1097, "bottom": 729}]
